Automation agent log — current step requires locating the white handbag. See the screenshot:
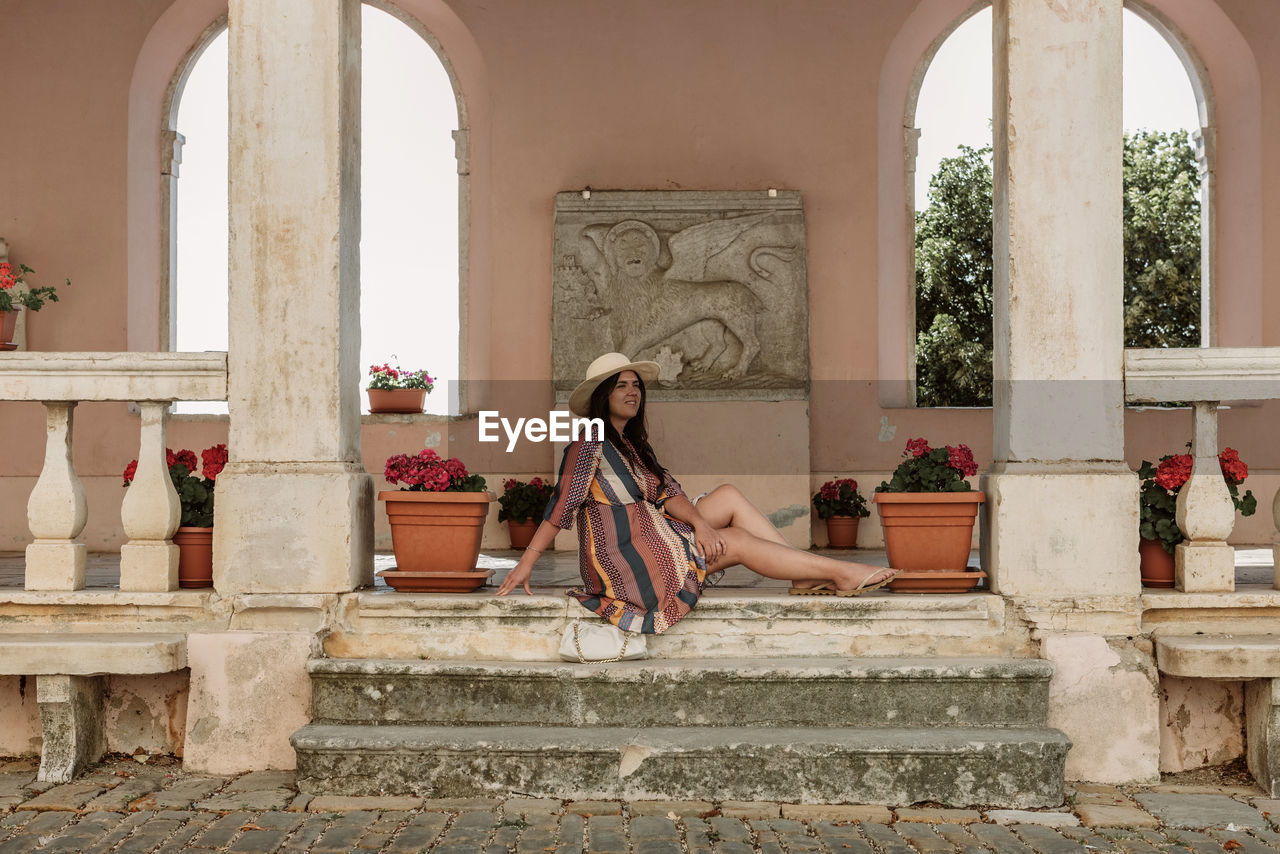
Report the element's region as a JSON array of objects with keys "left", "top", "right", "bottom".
[{"left": 558, "top": 619, "right": 648, "bottom": 663}]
